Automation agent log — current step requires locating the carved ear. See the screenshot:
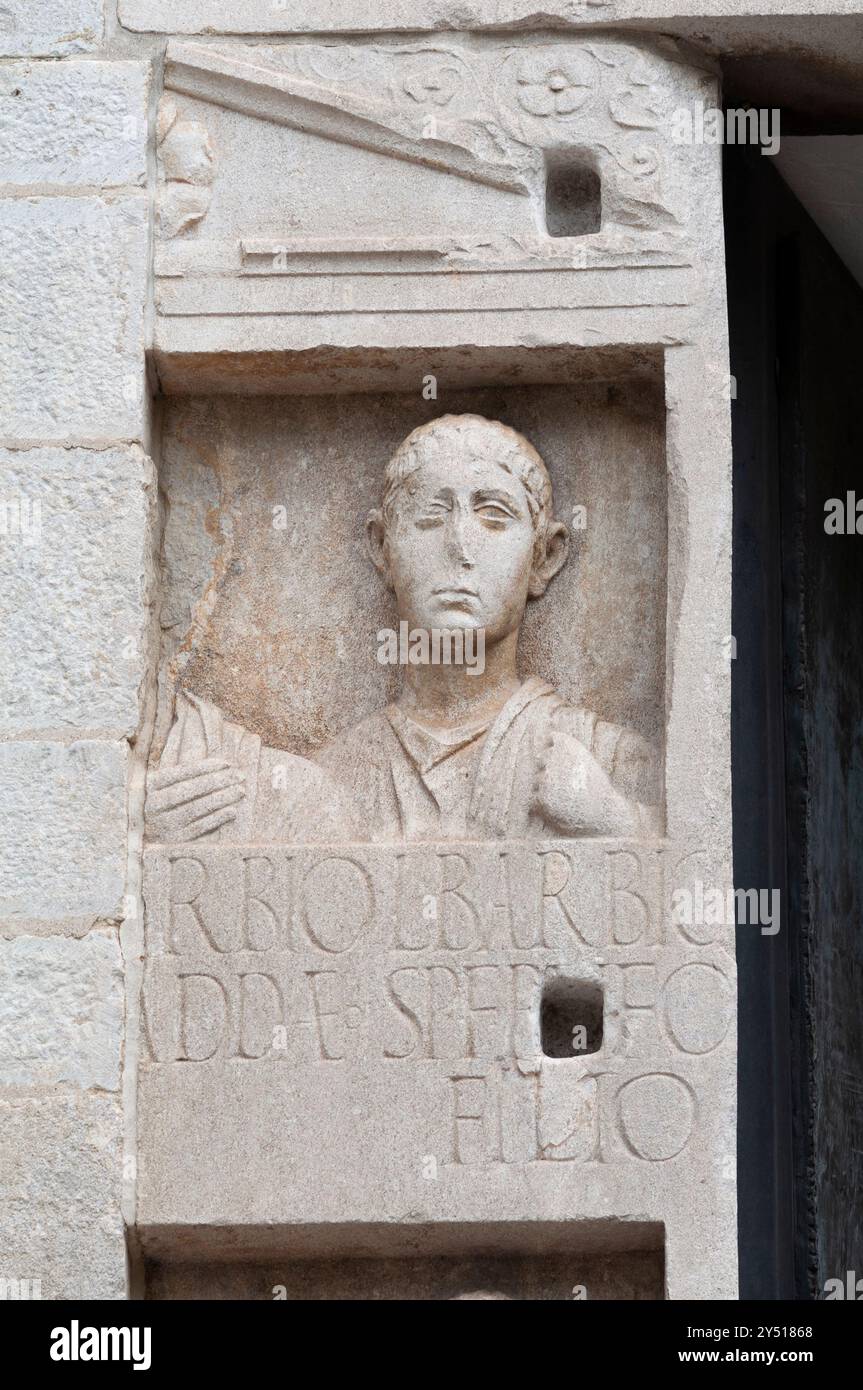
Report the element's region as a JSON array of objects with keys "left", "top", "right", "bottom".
[
  {"left": 365, "top": 508, "right": 392, "bottom": 586},
  {"left": 528, "top": 519, "right": 569, "bottom": 598}
]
